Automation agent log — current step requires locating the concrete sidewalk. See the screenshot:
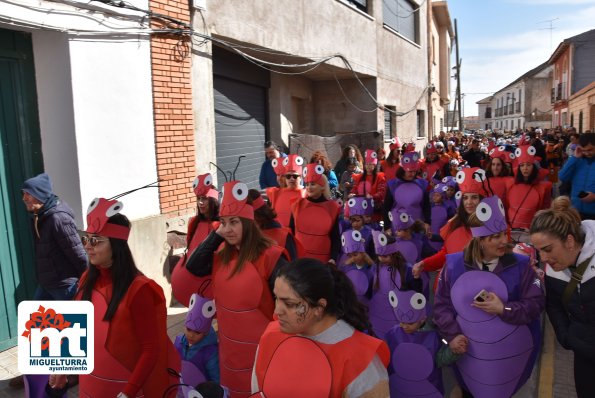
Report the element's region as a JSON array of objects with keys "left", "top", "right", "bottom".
[{"left": 0, "top": 306, "right": 188, "bottom": 398}]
